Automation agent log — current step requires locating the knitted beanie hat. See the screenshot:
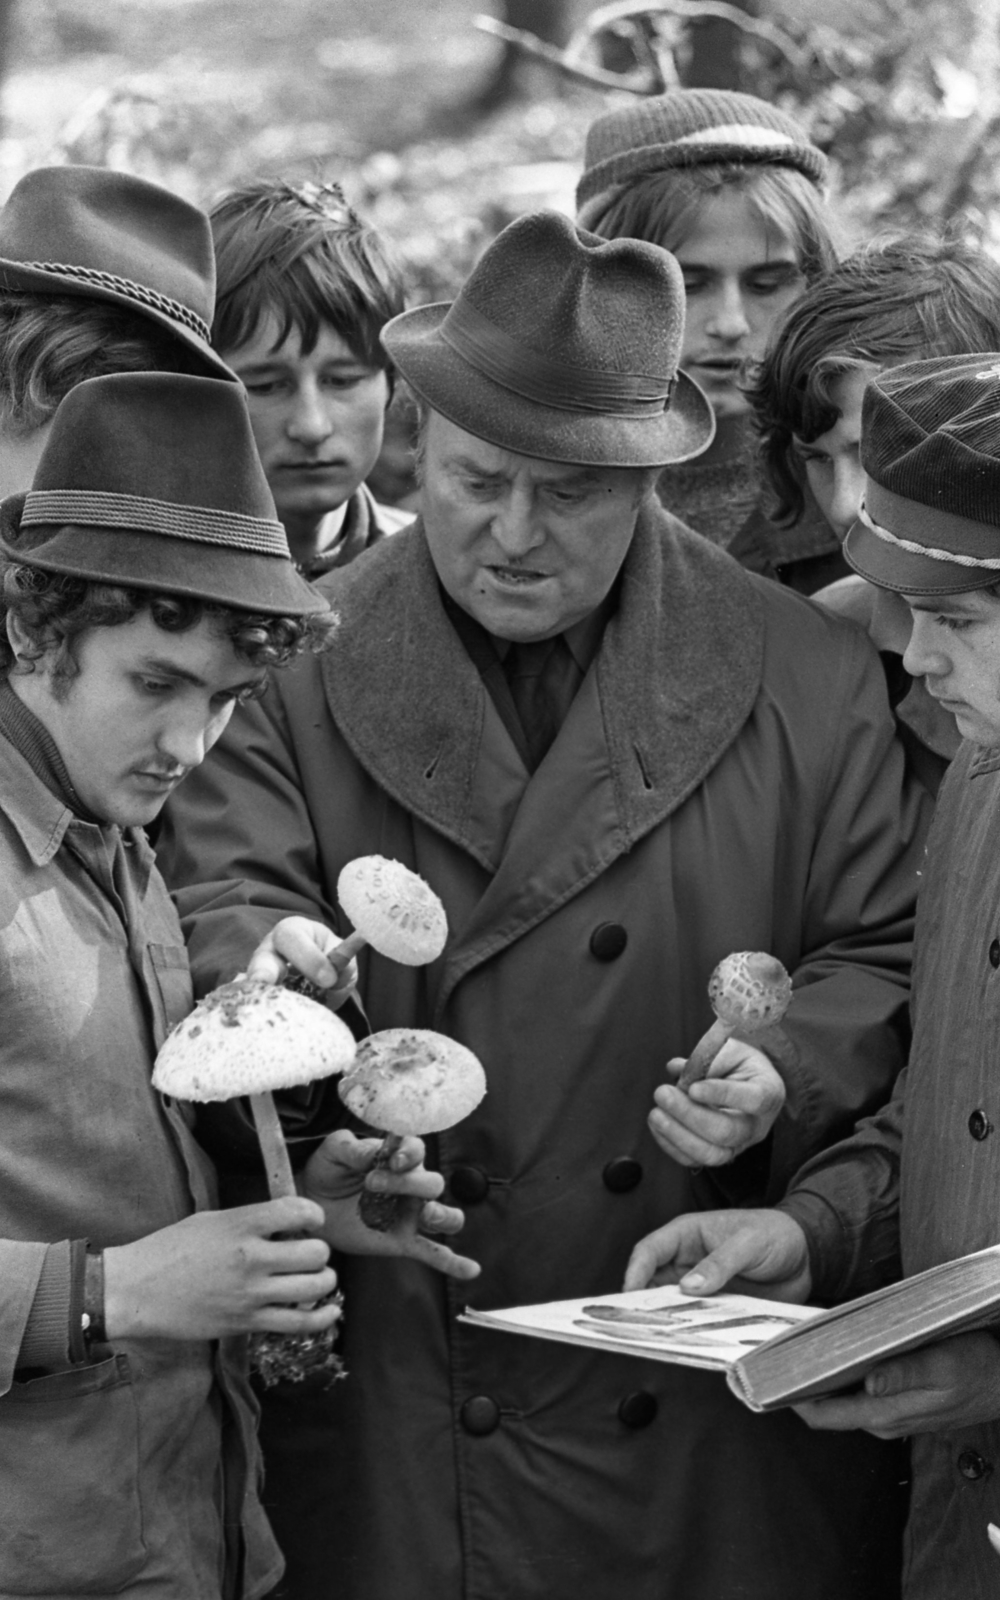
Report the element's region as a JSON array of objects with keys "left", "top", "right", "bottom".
[{"left": 576, "top": 89, "right": 828, "bottom": 230}]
